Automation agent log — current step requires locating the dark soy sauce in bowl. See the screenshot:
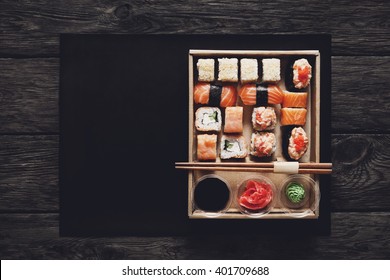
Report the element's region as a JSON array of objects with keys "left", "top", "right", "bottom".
[{"left": 194, "top": 175, "right": 231, "bottom": 213}]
